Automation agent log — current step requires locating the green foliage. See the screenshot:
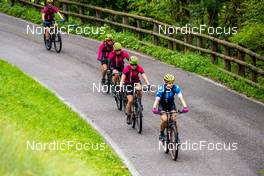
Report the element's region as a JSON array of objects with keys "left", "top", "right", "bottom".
[
  {"left": 230, "top": 23, "right": 264, "bottom": 55},
  {"left": 0, "top": 59, "right": 130, "bottom": 176},
  {"left": 1, "top": 1, "right": 263, "bottom": 102}
]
